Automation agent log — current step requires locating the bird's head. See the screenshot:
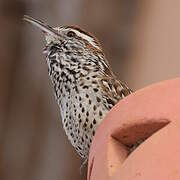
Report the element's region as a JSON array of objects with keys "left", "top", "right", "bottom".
[
  {"left": 23, "top": 15, "right": 113, "bottom": 78},
  {"left": 23, "top": 15, "right": 104, "bottom": 56}
]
